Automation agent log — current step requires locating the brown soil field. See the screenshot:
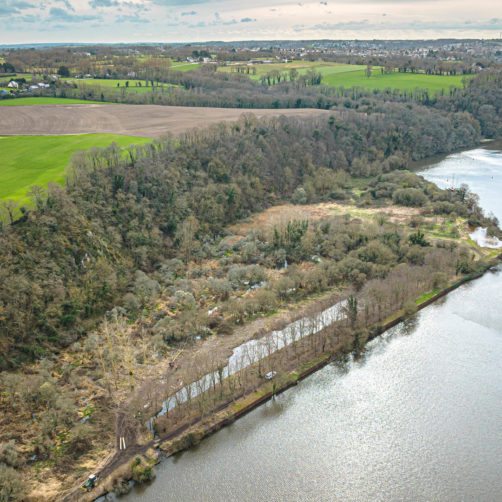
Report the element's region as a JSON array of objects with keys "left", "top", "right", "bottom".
[{"left": 0, "top": 104, "right": 329, "bottom": 138}]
